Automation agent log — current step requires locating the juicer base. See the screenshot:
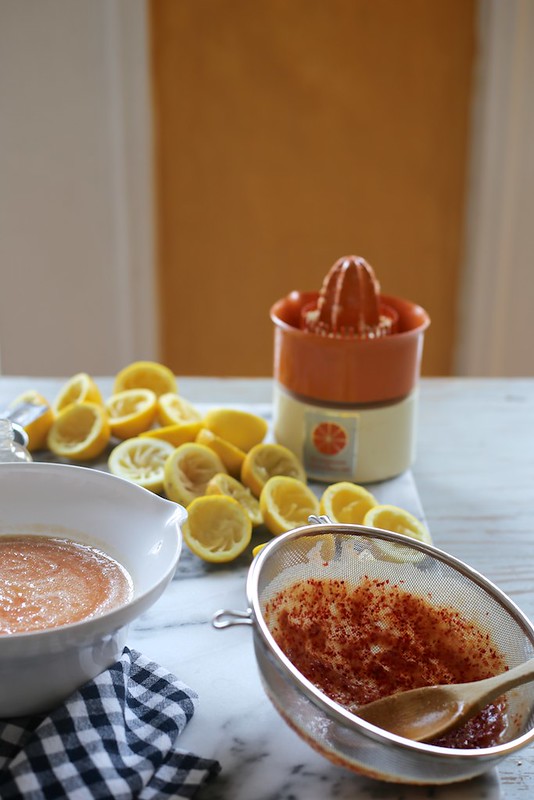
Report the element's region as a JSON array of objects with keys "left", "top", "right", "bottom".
[{"left": 272, "top": 384, "right": 418, "bottom": 484}]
